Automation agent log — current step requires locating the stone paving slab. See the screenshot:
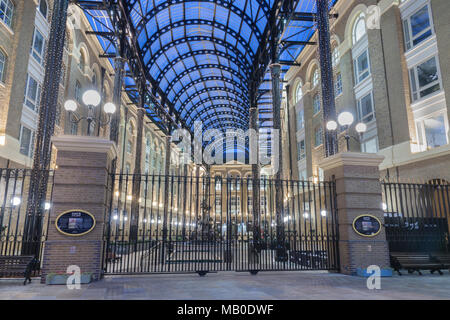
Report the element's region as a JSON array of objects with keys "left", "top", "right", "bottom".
[{"left": 0, "top": 271, "right": 449, "bottom": 300}]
